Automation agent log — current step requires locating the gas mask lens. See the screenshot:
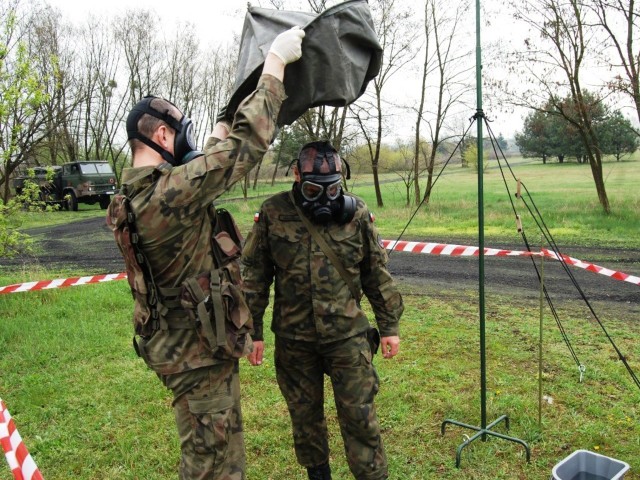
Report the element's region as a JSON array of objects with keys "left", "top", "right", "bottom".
[{"left": 301, "top": 180, "right": 342, "bottom": 202}]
